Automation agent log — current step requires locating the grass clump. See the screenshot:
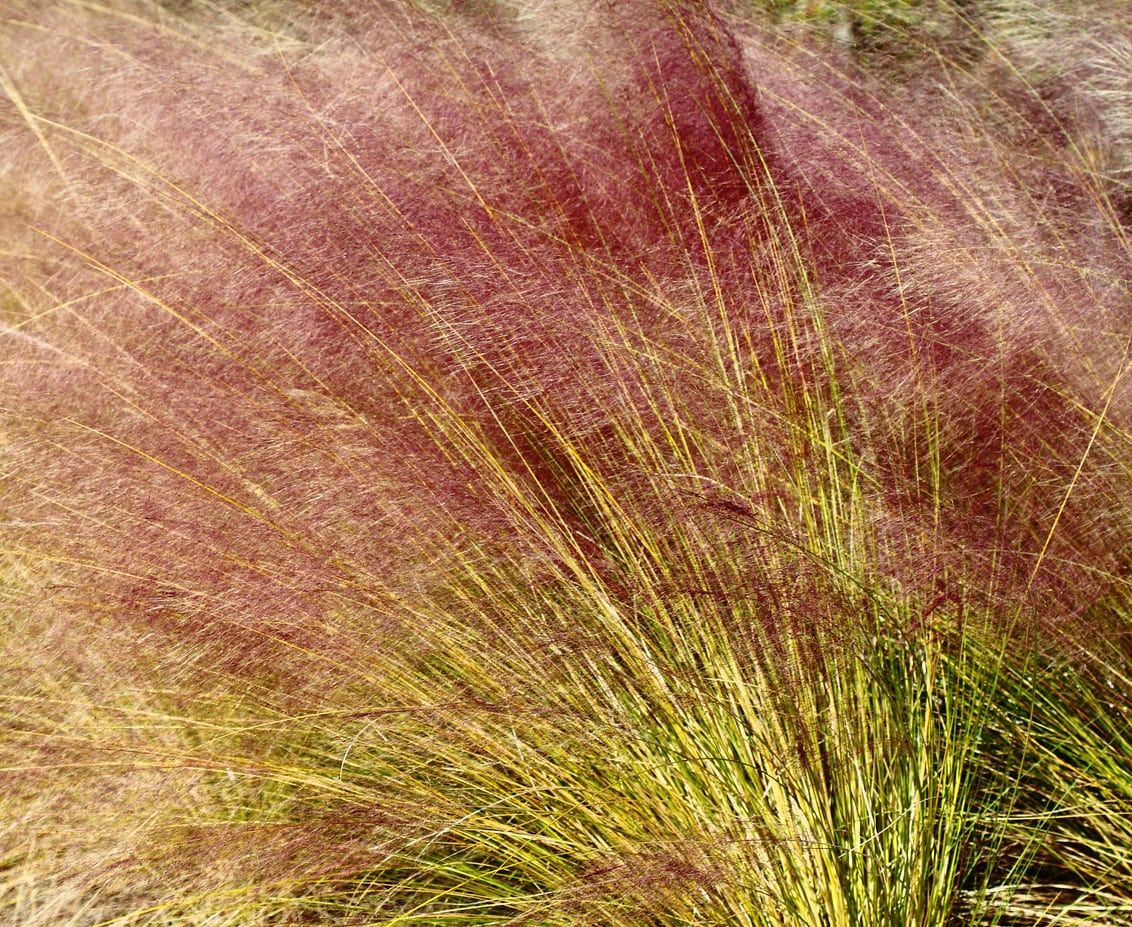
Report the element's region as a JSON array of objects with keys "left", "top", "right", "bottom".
[{"left": 0, "top": 0, "right": 1129, "bottom": 924}]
